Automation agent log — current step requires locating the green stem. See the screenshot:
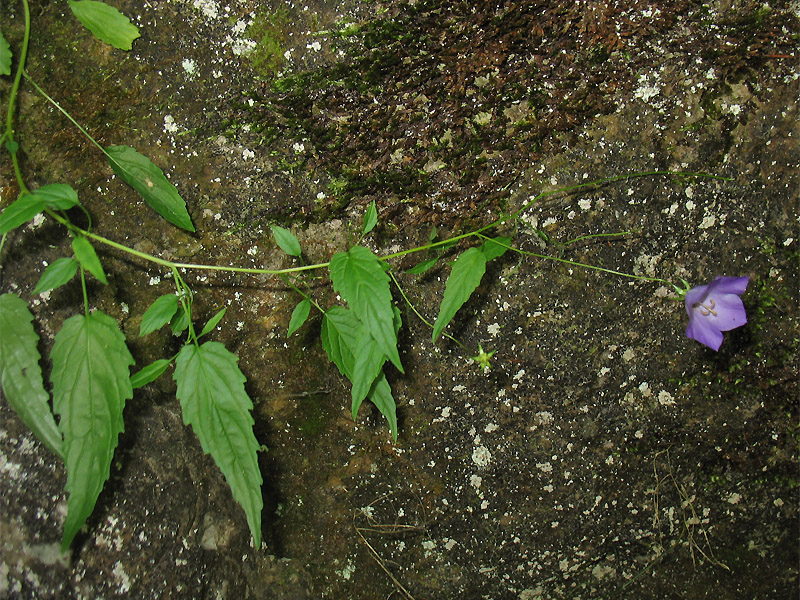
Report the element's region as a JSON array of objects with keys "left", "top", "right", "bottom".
[
  {"left": 388, "top": 270, "right": 467, "bottom": 350},
  {"left": 474, "top": 233, "right": 675, "bottom": 289},
  {"left": 23, "top": 73, "right": 108, "bottom": 156},
  {"left": 79, "top": 267, "right": 89, "bottom": 316},
  {"left": 44, "top": 208, "right": 329, "bottom": 276},
  {"left": 383, "top": 171, "right": 729, "bottom": 263},
  {"left": 280, "top": 274, "right": 325, "bottom": 313},
  {"left": 4, "top": 0, "right": 32, "bottom": 195},
  {"left": 171, "top": 267, "right": 198, "bottom": 344}
]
